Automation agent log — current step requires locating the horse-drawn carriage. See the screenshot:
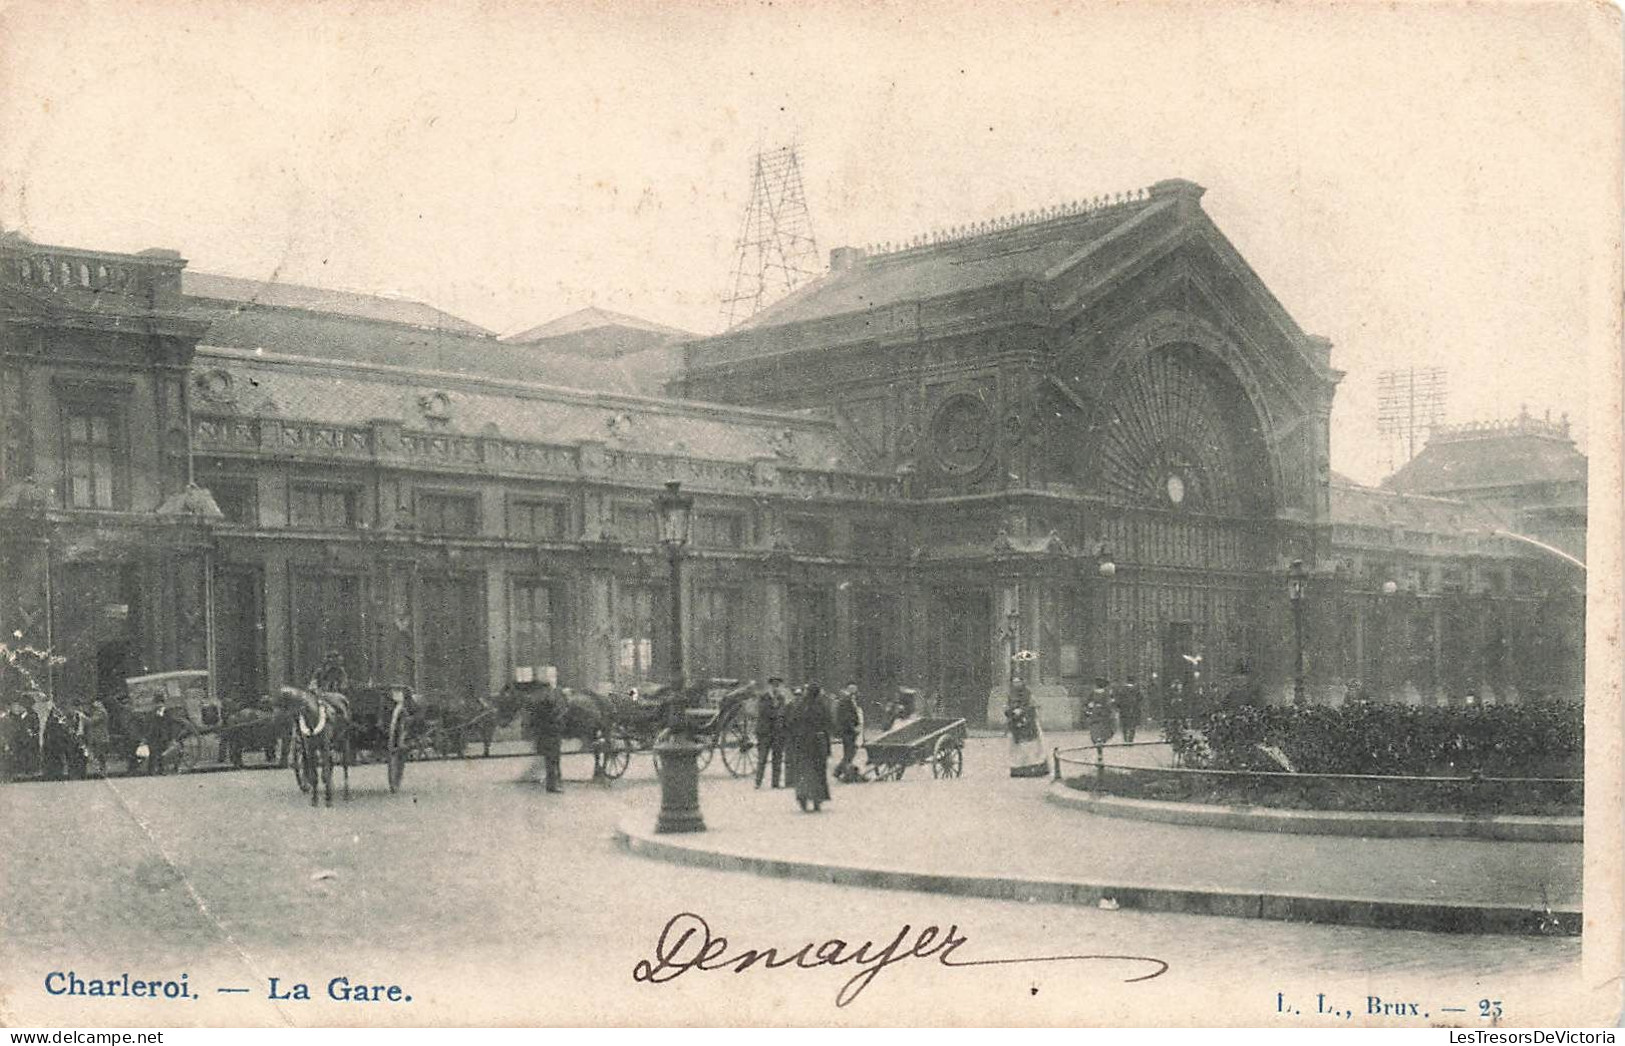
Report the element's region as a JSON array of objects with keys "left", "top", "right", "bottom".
[
  {"left": 497, "top": 677, "right": 762, "bottom": 780},
  {"left": 117, "top": 670, "right": 221, "bottom": 773},
  {"left": 283, "top": 684, "right": 414, "bottom": 805}
]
